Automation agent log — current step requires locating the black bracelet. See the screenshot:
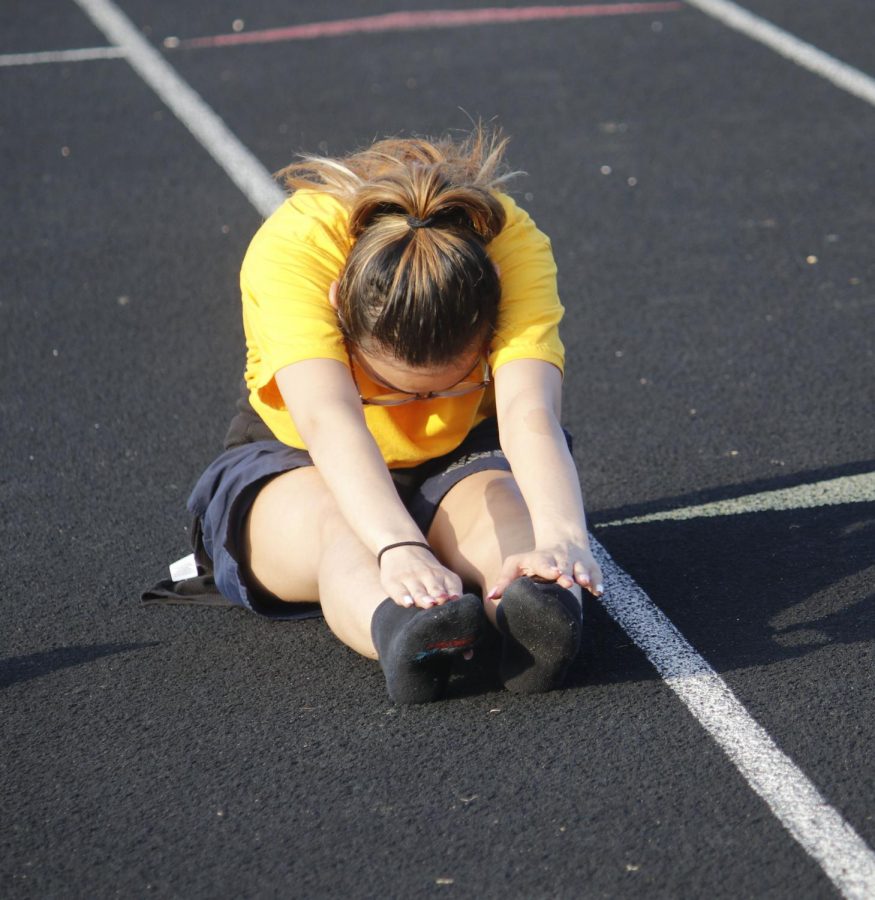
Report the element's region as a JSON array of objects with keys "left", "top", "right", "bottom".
[{"left": 377, "top": 541, "right": 432, "bottom": 566}]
